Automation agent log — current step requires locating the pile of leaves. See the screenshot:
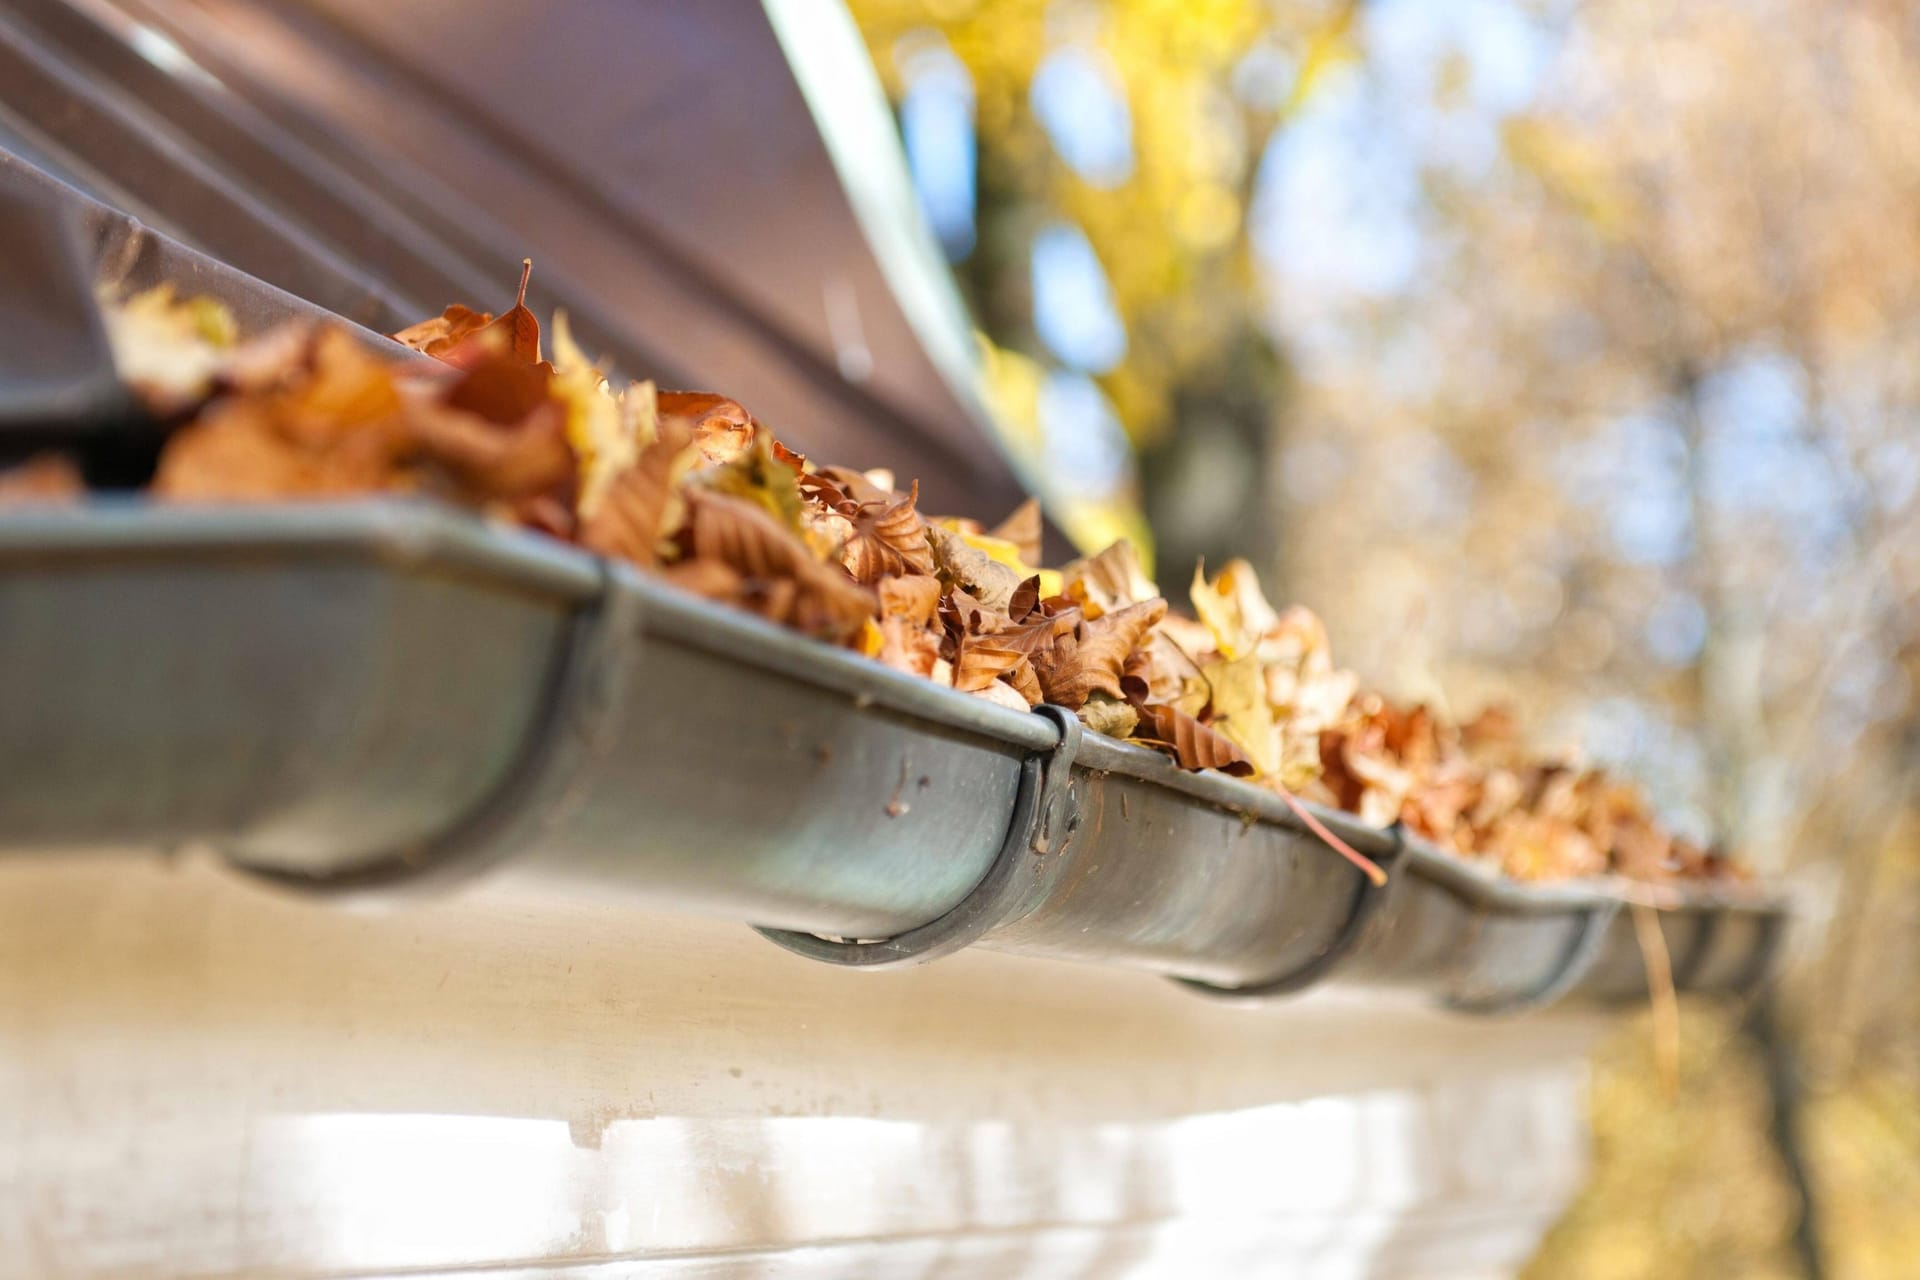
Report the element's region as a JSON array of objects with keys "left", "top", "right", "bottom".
[{"left": 0, "top": 272, "right": 1740, "bottom": 887}]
